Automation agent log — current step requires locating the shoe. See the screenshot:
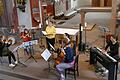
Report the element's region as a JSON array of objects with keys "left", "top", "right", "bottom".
[
  {"left": 60, "top": 74, "right": 65, "bottom": 80},
  {"left": 9, "top": 64, "right": 15, "bottom": 67},
  {"left": 14, "top": 61, "right": 18, "bottom": 65},
  {"left": 103, "top": 69, "right": 109, "bottom": 74}
]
